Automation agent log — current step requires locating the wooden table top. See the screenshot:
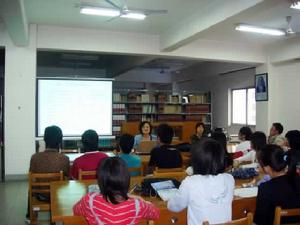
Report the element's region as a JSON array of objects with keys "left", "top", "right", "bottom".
[{"left": 50, "top": 175, "right": 257, "bottom": 223}]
